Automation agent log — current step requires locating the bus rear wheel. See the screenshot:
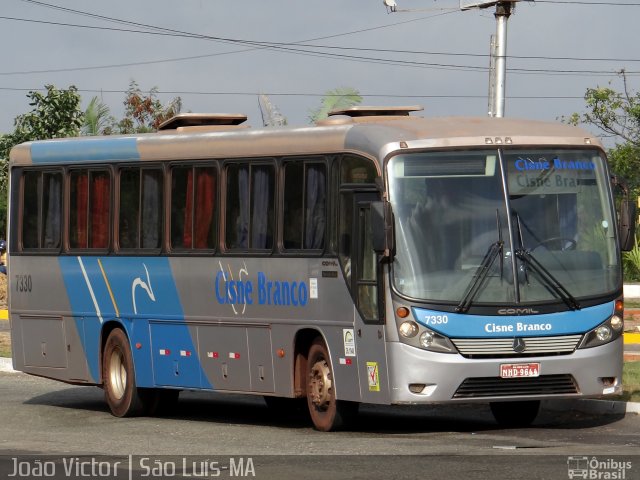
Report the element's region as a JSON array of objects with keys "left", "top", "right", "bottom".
[
  {"left": 306, "top": 338, "right": 357, "bottom": 431},
  {"left": 490, "top": 400, "right": 540, "bottom": 427},
  {"left": 102, "top": 328, "right": 147, "bottom": 417}
]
